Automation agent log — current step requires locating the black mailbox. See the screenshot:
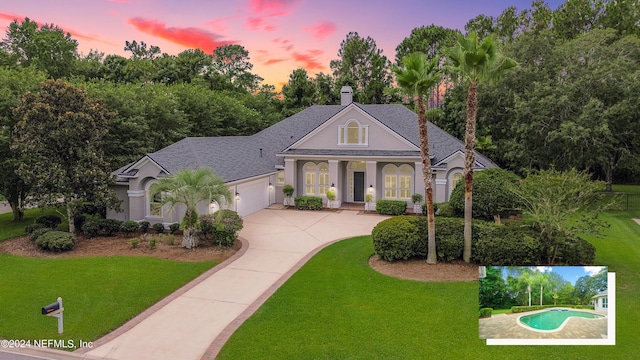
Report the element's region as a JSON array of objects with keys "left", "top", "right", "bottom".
[{"left": 41, "top": 302, "right": 60, "bottom": 315}]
